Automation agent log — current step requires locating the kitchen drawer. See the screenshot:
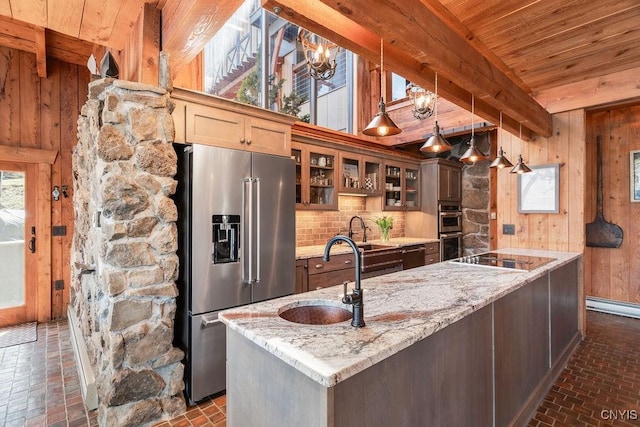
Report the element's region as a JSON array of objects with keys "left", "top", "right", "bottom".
[
  {"left": 424, "top": 242, "right": 438, "bottom": 254},
  {"left": 308, "top": 268, "right": 355, "bottom": 291},
  {"left": 307, "top": 253, "right": 355, "bottom": 275},
  {"left": 425, "top": 251, "right": 439, "bottom": 265}
]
